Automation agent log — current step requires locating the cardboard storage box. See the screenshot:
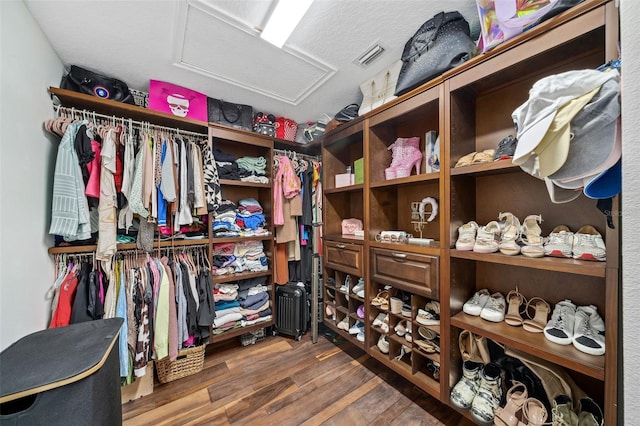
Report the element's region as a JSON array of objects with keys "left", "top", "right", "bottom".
[{"left": 335, "top": 173, "right": 355, "bottom": 188}]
